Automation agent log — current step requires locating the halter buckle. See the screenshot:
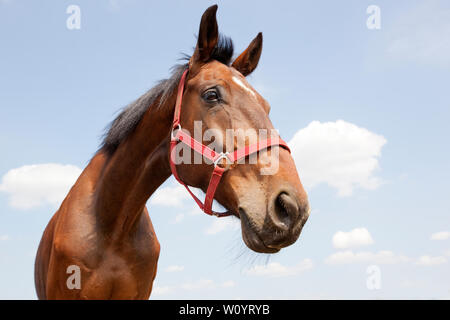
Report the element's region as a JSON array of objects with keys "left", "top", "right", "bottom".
[
  {"left": 171, "top": 124, "right": 182, "bottom": 141},
  {"left": 213, "top": 152, "right": 230, "bottom": 168}
]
